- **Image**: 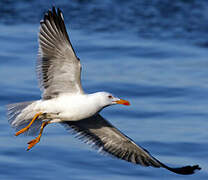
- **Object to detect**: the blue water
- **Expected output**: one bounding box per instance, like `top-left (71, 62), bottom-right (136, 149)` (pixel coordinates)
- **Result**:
top-left (0, 0), bottom-right (208, 179)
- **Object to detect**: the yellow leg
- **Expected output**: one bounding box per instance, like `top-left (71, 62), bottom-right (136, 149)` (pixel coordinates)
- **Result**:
top-left (27, 121), bottom-right (49, 151)
top-left (15, 112), bottom-right (43, 136)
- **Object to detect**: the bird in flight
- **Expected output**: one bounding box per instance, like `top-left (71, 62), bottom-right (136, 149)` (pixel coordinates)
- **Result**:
top-left (7, 7), bottom-right (200, 175)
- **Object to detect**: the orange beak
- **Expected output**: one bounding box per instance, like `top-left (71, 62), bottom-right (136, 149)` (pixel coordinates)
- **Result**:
top-left (115, 99), bottom-right (130, 106)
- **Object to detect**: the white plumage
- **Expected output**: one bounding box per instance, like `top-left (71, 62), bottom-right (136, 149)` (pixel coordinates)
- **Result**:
top-left (7, 7), bottom-right (200, 175)
top-left (10, 92), bottom-right (121, 127)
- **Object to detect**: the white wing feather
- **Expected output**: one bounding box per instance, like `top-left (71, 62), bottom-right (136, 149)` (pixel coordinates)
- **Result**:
top-left (37, 7), bottom-right (83, 99)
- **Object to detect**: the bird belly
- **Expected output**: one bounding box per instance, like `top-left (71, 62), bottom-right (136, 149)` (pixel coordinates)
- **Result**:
top-left (58, 106), bottom-right (97, 121)
top-left (36, 96), bottom-right (100, 122)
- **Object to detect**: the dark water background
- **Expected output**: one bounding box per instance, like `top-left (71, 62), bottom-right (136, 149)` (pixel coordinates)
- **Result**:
top-left (0, 0), bottom-right (208, 179)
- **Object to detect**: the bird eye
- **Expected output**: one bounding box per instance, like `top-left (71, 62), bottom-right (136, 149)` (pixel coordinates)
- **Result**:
top-left (108, 95), bottom-right (113, 99)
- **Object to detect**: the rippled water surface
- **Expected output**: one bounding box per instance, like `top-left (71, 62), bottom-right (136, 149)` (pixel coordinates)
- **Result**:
top-left (0, 1), bottom-right (208, 179)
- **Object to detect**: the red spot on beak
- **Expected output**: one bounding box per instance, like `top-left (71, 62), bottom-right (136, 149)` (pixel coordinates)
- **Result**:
top-left (115, 99), bottom-right (130, 106)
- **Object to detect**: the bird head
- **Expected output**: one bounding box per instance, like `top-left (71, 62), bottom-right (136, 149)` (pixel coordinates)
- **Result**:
top-left (96, 92), bottom-right (130, 108)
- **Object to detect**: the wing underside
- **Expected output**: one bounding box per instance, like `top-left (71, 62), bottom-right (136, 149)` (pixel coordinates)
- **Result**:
top-left (37, 7), bottom-right (83, 99)
top-left (62, 114), bottom-right (200, 175)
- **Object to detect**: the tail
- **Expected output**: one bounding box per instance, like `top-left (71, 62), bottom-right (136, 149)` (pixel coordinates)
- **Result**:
top-left (7, 101), bottom-right (42, 136)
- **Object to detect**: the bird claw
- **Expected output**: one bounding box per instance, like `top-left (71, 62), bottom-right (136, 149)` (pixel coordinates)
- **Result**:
top-left (27, 137), bottom-right (40, 151)
top-left (15, 127), bottom-right (29, 136)
top-left (26, 121), bottom-right (49, 151)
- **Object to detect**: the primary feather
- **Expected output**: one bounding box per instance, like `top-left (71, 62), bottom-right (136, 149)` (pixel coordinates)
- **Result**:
top-left (7, 7), bottom-right (201, 175)
top-left (62, 114), bottom-right (200, 175)
top-left (37, 7), bottom-right (83, 99)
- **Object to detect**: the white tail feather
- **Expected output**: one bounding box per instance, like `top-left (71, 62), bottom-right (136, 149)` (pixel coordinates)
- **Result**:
top-left (7, 101), bottom-right (42, 136)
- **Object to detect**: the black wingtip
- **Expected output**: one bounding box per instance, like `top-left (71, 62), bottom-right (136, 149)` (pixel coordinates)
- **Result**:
top-left (52, 6), bottom-right (56, 14)
top-left (43, 6), bottom-right (57, 20)
top-left (57, 7), bottom-right (62, 14)
top-left (165, 164), bottom-right (201, 175)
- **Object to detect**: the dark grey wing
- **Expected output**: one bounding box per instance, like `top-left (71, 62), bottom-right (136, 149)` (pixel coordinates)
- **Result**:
top-left (62, 114), bottom-right (200, 175)
top-left (37, 7), bottom-right (83, 99)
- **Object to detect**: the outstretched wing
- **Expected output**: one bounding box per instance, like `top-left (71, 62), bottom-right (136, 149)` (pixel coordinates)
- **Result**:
top-left (37, 7), bottom-right (83, 99)
top-left (62, 114), bottom-right (200, 175)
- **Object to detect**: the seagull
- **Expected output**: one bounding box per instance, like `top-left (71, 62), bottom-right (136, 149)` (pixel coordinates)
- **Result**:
top-left (7, 7), bottom-right (200, 175)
